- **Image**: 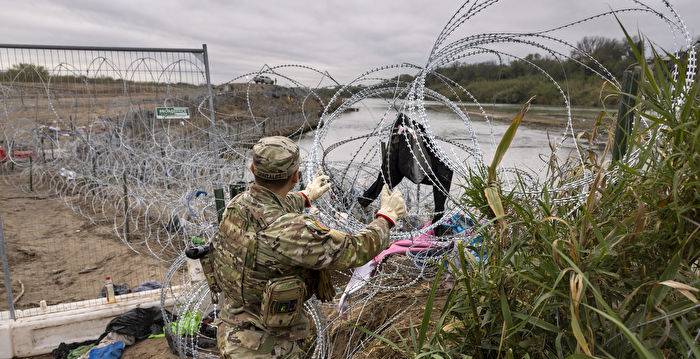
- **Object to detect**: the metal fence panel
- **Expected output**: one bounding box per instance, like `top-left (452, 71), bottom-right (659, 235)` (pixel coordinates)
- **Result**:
top-left (0, 44), bottom-right (212, 320)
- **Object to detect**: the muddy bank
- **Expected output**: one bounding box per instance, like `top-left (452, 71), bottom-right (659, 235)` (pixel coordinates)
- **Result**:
top-left (212, 83), bottom-right (340, 140)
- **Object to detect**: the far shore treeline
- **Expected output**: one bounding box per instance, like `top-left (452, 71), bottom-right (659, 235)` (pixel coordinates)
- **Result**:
top-left (0, 63), bottom-right (200, 88)
top-left (3, 35), bottom-right (697, 107)
top-left (423, 36), bottom-right (644, 107)
top-left (328, 35), bottom-right (698, 107)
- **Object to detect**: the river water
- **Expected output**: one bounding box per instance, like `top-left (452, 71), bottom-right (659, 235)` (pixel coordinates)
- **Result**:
top-left (296, 97), bottom-right (599, 226)
top-left (298, 98), bottom-right (595, 179)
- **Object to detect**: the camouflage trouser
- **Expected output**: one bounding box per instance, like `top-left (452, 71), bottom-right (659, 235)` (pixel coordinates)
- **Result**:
top-left (217, 321), bottom-right (302, 359)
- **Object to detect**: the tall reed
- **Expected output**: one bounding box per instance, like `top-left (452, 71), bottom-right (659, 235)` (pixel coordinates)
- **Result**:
top-left (363, 31), bottom-right (698, 359)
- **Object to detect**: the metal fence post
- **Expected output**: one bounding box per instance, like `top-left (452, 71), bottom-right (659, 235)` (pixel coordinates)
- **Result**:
top-left (202, 44), bottom-right (222, 187)
top-left (229, 182), bottom-right (246, 201)
top-left (202, 44), bottom-right (216, 131)
top-left (0, 212), bottom-right (16, 320)
top-left (214, 188), bottom-right (225, 224)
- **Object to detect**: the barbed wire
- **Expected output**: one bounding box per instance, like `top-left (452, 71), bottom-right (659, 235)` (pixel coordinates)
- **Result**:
top-left (0, 0), bottom-right (695, 357)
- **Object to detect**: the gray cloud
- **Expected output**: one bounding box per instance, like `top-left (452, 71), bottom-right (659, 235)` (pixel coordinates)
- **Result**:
top-left (1, 0), bottom-right (697, 84)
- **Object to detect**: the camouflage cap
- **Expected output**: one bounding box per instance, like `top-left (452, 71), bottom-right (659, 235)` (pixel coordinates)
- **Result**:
top-left (252, 136), bottom-right (301, 180)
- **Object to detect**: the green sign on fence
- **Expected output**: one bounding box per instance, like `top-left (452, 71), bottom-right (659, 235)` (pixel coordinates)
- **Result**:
top-left (156, 107), bottom-right (190, 119)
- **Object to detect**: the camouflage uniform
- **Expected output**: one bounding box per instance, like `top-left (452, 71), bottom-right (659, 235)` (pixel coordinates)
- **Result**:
top-left (212, 137), bottom-right (392, 358)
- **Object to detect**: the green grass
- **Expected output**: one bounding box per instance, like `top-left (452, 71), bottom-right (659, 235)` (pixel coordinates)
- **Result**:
top-left (362, 33), bottom-right (699, 359)
top-left (427, 73), bottom-right (618, 107)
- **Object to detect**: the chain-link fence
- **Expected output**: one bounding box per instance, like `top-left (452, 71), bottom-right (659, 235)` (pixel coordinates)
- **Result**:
top-left (0, 44), bottom-right (215, 320)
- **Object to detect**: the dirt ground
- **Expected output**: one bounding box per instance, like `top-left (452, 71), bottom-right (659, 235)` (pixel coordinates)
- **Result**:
top-left (2, 167), bottom-right (452, 359)
top-left (0, 169), bottom-right (176, 358)
top-left (122, 336), bottom-right (178, 359)
top-left (24, 336), bottom-right (177, 359)
top-left (325, 272), bottom-right (450, 359)
top-left (0, 170), bottom-right (171, 311)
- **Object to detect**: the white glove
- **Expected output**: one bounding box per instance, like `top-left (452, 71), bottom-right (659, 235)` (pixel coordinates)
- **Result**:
top-left (376, 185), bottom-right (407, 227)
top-left (301, 170), bottom-right (332, 203)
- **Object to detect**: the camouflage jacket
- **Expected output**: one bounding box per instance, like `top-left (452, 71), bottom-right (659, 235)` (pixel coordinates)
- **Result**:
top-left (212, 183), bottom-right (392, 339)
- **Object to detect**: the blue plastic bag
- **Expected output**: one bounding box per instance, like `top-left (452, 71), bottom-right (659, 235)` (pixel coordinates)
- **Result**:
top-left (88, 341), bottom-right (124, 359)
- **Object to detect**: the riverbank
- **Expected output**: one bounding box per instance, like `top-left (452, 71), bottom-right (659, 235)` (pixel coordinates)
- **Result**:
top-left (423, 101), bottom-right (603, 130)
top-left (212, 82), bottom-right (341, 140)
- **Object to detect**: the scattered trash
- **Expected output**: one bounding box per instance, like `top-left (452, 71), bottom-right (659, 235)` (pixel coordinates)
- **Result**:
top-left (60, 167), bottom-right (77, 180)
top-left (165, 309), bottom-right (218, 357)
top-left (67, 344), bottom-right (93, 359)
top-left (185, 189), bottom-right (208, 217)
top-left (338, 214), bottom-right (488, 315)
top-left (169, 311), bottom-right (202, 336)
top-left (101, 307), bottom-right (168, 340)
top-left (104, 277), bottom-right (116, 304)
top-left (99, 283), bottom-right (130, 298)
top-left (52, 339), bottom-right (98, 359)
top-left (133, 280), bottom-right (162, 293)
top-left (86, 340), bottom-right (124, 359)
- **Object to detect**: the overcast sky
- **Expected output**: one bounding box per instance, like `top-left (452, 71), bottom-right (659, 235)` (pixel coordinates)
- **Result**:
top-left (1, 0), bottom-right (697, 84)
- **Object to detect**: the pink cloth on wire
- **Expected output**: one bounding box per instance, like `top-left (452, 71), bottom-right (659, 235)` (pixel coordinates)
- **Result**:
top-left (339, 224), bottom-right (442, 315)
top-left (372, 224), bottom-right (437, 263)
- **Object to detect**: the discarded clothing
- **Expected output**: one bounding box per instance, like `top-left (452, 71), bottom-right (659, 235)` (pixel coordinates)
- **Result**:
top-left (102, 332), bottom-right (135, 347)
top-left (442, 214), bottom-right (482, 238)
top-left (338, 215), bottom-right (487, 315)
top-left (100, 307), bottom-right (167, 341)
top-left (338, 261), bottom-right (376, 316)
top-left (87, 341), bottom-right (124, 359)
top-left (338, 236), bottom-right (448, 315)
top-left (205, 309), bottom-right (220, 321)
top-left (133, 280), bottom-right (162, 293)
top-left (444, 214), bottom-right (489, 262)
top-left (358, 113), bottom-right (453, 232)
top-left (77, 333), bottom-right (132, 359)
top-left (373, 238), bottom-right (440, 264)
top-left (163, 309), bottom-right (220, 356)
top-left (169, 310), bottom-right (202, 336)
top-left (52, 339), bottom-right (98, 359)
top-left (67, 345), bottom-right (93, 359)
top-left (200, 309), bottom-right (219, 338)
top-left (67, 344), bottom-right (93, 359)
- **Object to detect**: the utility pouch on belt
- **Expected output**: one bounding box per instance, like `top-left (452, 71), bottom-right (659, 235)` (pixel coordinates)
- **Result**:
top-left (261, 276), bottom-right (305, 328)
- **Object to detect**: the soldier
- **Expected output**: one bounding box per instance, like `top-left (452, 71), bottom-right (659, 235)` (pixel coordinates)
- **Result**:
top-left (211, 136), bottom-right (407, 358)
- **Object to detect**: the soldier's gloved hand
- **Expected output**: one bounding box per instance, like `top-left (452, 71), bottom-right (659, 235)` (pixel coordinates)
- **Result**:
top-left (376, 184), bottom-right (407, 227)
top-left (301, 170), bottom-right (332, 203)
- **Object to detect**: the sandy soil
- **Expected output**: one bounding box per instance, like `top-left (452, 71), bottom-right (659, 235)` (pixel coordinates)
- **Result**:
top-left (0, 170), bottom-right (170, 311)
top-left (2, 165), bottom-right (449, 359)
top-left (121, 336), bottom-right (178, 359)
top-left (22, 336), bottom-right (177, 359)
top-left (1, 168), bottom-right (176, 358)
